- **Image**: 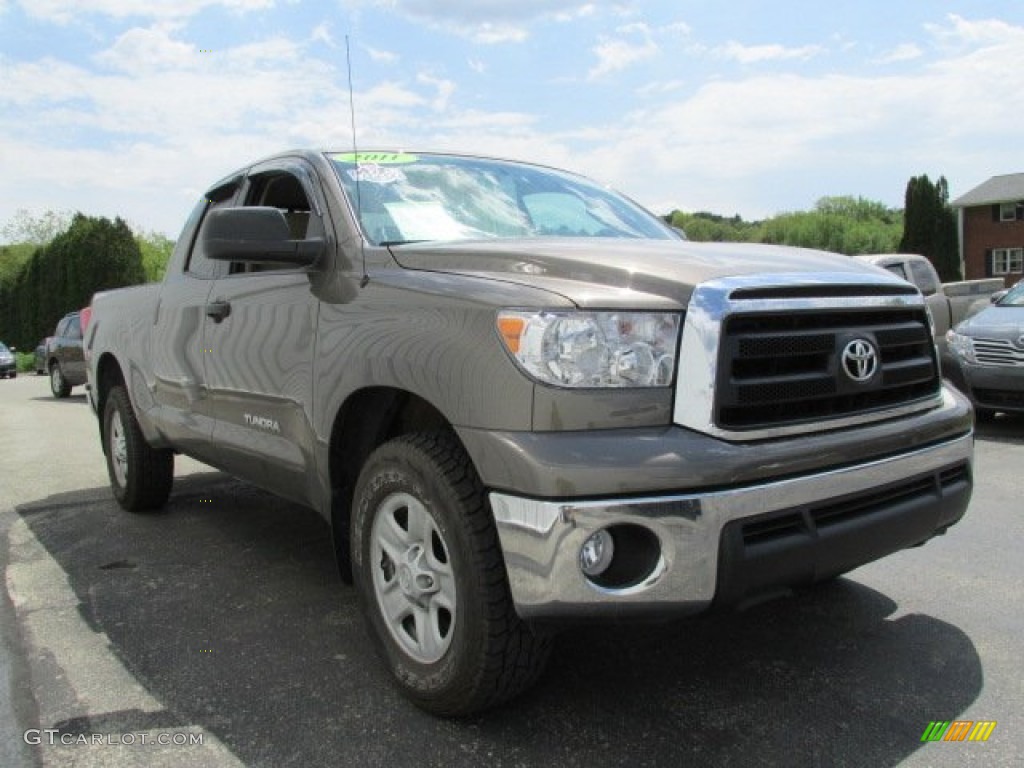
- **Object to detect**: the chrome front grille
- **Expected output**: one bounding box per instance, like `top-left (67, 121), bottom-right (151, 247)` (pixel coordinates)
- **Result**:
top-left (717, 309), bottom-right (939, 430)
top-left (672, 273), bottom-right (943, 441)
top-left (972, 338), bottom-right (1024, 368)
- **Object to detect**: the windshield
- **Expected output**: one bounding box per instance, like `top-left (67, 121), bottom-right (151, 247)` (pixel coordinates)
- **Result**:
top-left (328, 152), bottom-right (677, 246)
top-left (0, 343), bottom-right (10, 356)
top-left (997, 282), bottom-right (1024, 306)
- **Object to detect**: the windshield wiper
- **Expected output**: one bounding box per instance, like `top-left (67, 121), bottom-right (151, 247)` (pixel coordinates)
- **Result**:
top-left (380, 239), bottom-right (431, 247)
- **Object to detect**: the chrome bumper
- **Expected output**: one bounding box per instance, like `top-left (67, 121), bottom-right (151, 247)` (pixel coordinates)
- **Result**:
top-left (490, 432), bottom-right (973, 620)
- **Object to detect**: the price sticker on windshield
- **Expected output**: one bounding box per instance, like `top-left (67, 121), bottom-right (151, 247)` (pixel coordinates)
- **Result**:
top-left (334, 152), bottom-right (418, 164)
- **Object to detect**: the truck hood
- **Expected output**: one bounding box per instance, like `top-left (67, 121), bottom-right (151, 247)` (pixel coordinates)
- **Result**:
top-left (389, 238), bottom-right (897, 308)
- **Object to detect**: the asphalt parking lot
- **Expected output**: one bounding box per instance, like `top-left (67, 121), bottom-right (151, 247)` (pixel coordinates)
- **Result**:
top-left (2, 373), bottom-right (1022, 767)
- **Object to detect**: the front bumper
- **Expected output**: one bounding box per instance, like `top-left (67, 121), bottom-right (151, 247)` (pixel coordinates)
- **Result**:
top-left (490, 431), bottom-right (972, 621)
top-left (951, 360), bottom-right (1024, 414)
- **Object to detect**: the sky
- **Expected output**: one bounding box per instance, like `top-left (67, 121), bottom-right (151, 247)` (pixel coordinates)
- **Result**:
top-left (1, 0), bottom-right (1023, 240)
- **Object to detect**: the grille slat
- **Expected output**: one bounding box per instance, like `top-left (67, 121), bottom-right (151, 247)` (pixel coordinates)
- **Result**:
top-left (717, 308), bottom-right (940, 430)
top-left (881, 359), bottom-right (936, 387)
top-left (972, 338), bottom-right (1024, 368)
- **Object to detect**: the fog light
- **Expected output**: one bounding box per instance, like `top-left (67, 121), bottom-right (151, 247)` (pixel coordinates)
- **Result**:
top-left (579, 529), bottom-right (615, 577)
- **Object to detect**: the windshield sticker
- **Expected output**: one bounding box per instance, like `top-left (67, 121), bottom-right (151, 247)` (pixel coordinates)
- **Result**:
top-left (334, 152), bottom-right (418, 164)
top-left (385, 202), bottom-right (470, 241)
top-left (347, 164), bottom-right (406, 184)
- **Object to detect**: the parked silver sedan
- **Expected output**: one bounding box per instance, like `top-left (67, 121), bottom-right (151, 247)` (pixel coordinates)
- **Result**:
top-left (946, 281), bottom-right (1024, 420)
top-left (0, 342), bottom-right (15, 378)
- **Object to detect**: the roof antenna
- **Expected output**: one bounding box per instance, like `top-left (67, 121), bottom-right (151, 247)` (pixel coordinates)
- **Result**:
top-left (346, 35), bottom-right (368, 286)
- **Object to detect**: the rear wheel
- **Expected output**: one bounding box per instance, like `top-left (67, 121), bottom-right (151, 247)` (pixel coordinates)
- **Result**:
top-left (351, 433), bottom-right (551, 716)
top-left (103, 386), bottom-right (174, 512)
top-left (50, 363), bottom-right (71, 397)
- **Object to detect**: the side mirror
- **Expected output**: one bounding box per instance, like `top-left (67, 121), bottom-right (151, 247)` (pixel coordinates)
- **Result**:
top-left (990, 290), bottom-right (1008, 304)
top-left (201, 207), bottom-right (323, 266)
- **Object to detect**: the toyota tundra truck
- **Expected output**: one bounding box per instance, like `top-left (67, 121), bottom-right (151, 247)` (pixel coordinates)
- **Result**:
top-left (85, 150), bottom-right (973, 715)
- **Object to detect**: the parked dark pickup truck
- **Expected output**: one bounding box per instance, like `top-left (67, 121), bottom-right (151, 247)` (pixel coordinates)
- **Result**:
top-left (86, 150), bottom-right (973, 715)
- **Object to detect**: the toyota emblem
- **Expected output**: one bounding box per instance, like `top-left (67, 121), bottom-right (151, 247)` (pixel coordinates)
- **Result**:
top-left (841, 339), bottom-right (878, 383)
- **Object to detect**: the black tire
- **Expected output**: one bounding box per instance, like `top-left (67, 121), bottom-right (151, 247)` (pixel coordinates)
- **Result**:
top-left (350, 433), bottom-right (551, 716)
top-left (50, 362), bottom-right (71, 398)
top-left (103, 386), bottom-right (174, 512)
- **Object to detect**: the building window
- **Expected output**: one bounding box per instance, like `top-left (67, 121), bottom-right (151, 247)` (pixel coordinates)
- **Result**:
top-left (999, 203), bottom-right (1018, 221)
top-left (992, 247), bottom-right (1024, 274)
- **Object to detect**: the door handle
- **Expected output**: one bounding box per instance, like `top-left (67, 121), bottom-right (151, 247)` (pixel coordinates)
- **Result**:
top-left (206, 299), bottom-right (231, 323)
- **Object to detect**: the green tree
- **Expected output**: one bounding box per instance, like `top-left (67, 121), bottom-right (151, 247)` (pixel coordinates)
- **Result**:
top-left (755, 196), bottom-right (901, 255)
top-left (666, 196), bottom-right (901, 255)
top-left (668, 210), bottom-right (758, 242)
top-left (899, 175), bottom-right (961, 281)
top-left (0, 213), bottom-right (146, 350)
top-left (136, 231), bottom-right (175, 282)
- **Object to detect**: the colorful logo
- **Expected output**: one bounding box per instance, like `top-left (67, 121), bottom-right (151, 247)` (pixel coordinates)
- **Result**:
top-left (921, 720), bottom-right (997, 742)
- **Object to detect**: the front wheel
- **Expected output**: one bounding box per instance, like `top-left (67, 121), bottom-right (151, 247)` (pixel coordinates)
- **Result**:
top-left (50, 363), bottom-right (71, 397)
top-left (351, 433), bottom-right (551, 716)
top-left (103, 386), bottom-right (174, 512)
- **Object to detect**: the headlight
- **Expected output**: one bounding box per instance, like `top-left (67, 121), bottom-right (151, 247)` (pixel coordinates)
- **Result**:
top-left (945, 329), bottom-right (976, 363)
top-left (496, 310), bottom-right (681, 387)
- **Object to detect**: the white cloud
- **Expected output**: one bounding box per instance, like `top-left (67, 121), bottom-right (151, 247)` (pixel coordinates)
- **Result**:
top-left (0, 57), bottom-right (92, 107)
top-left (872, 43), bottom-right (922, 64)
top-left (310, 22), bottom-right (334, 47)
top-left (553, 4), bottom-right (594, 22)
top-left (366, 46), bottom-right (398, 64)
top-left (416, 73), bottom-right (456, 112)
top-left (469, 23), bottom-right (528, 44)
top-left (432, 109), bottom-right (538, 135)
top-left (4, 9), bottom-right (1024, 236)
top-left (635, 79), bottom-right (686, 97)
top-left (17, 0), bottom-right (273, 23)
top-left (393, 0), bottom-right (589, 24)
top-left (95, 25), bottom-right (197, 72)
top-left (360, 81), bottom-right (426, 110)
top-left (663, 21), bottom-right (692, 37)
top-left (0, 25), bottom-right (353, 231)
top-left (713, 41), bottom-right (825, 64)
top-left (361, 0), bottom-right (593, 44)
top-left (576, 15), bottom-right (1024, 215)
top-left (926, 13), bottom-right (1024, 48)
top-left (588, 23), bottom-right (659, 79)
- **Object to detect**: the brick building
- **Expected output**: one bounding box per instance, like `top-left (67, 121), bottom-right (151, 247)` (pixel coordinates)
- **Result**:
top-left (951, 173), bottom-right (1024, 287)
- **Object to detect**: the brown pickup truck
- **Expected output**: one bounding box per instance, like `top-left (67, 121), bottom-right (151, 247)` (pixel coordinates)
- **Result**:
top-left (86, 150), bottom-right (974, 715)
